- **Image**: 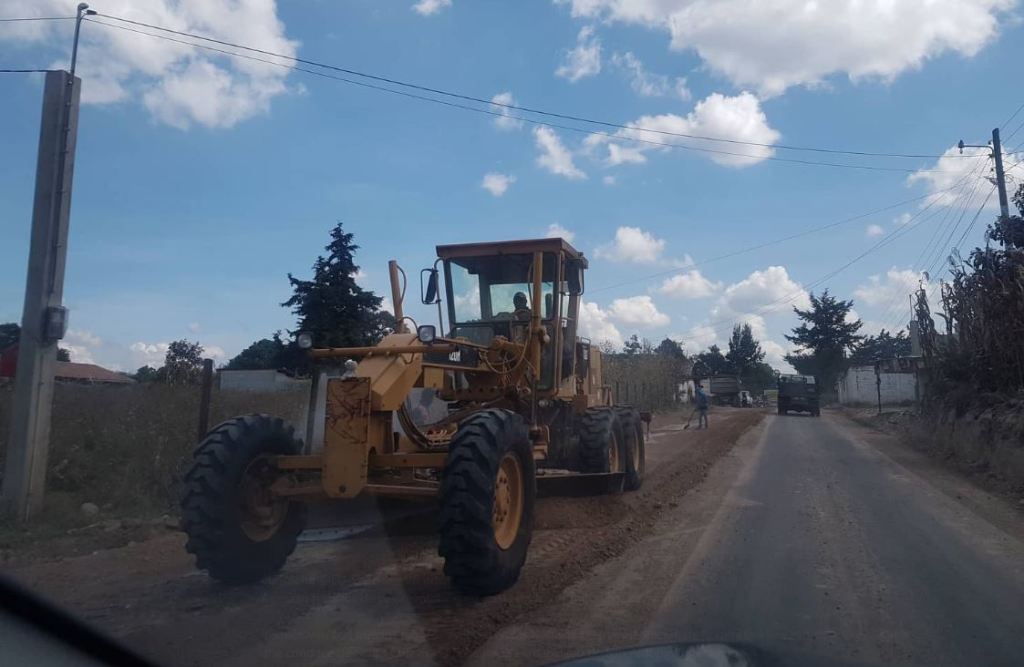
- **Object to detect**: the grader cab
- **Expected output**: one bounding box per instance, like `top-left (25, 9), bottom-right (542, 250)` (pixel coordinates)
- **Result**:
top-left (181, 237), bottom-right (645, 595)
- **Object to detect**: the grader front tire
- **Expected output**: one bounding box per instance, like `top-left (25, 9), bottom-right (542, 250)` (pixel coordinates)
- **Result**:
top-left (181, 414), bottom-right (306, 585)
top-left (438, 409), bottom-right (536, 596)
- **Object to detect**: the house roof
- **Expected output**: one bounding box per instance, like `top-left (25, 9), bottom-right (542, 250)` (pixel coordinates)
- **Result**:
top-left (55, 361), bottom-right (135, 384)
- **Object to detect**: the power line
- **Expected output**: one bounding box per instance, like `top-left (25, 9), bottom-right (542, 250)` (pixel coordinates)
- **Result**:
top-left (0, 69), bottom-right (51, 73)
top-left (875, 175), bottom-right (985, 332)
top-left (0, 16), bottom-right (74, 22)
top-left (81, 17), bottom-right (964, 176)
top-left (671, 187), bottom-right (958, 346)
top-left (589, 180), bottom-right (974, 295)
top-left (1003, 100), bottom-right (1024, 132)
top-left (89, 11), bottom-right (967, 163)
top-left (875, 179), bottom-right (977, 330)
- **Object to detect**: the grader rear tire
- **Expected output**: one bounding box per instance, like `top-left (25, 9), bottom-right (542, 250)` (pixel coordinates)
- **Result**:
top-left (438, 409), bottom-right (535, 596)
top-left (180, 414), bottom-right (306, 584)
top-left (579, 407), bottom-right (624, 475)
top-left (614, 407), bottom-right (645, 491)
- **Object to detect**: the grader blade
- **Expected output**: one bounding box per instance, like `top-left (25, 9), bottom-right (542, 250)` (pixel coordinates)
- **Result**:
top-left (536, 471), bottom-right (626, 497)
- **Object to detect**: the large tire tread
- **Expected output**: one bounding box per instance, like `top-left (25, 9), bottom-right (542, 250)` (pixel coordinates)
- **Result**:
top-left (181, 414), bottom-right (306, 585)
top-left (438, 409), bottom-right (535, 596)
top-left (613, 406), bottom-right (645, 491)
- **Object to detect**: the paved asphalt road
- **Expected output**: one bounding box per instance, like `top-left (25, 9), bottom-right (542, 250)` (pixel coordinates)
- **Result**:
top-left (641, 413), bottom-right (1024, 667)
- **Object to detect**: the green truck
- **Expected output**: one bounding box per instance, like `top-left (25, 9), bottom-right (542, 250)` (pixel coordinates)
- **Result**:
top-left (777, 374), bottom-right (820, 416)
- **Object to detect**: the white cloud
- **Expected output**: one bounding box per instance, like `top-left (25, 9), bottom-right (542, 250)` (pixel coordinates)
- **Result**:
top-left (1, 1), bottom-right (299, 130)
top-left (490, 91), bottom-right (523, 131)
top-left (188, 322), bottom-right (201, 333)
top-left (578, 301), bottom-right (623, 349)
top-left (908, 145), bottom-right (1019, 209)
top-left (545, 223), bottom-right (576, 243)
top-left (854, 268), bottom-right (927, 308)
top-left (130, 341), bottom-right (171, 368)
top-left (555, 25), bottom-right (602, 82)
top-left (685, 324), bottom-right (719, 349)
top-left (481, 172), bottom-right (516, 197)
top-left (611, 51), bottom-right (690, 100)
top-left (412, 0), bottom-right (452, 16)
top-left (557, 0), bottom-right (1014, 97)
top-left (602, 175), bottom-right (617, 186)
top-left (605, 143), bottom-right (648, 166)
top-left (761, 339), bottom-right (793, 371)
top-left (866, 224), bottom-right (885, 238)
top-left (719, 265), bottom-right (810, 318)
top-left (894, 212), bottom-right (913, 226)
top-left (585, 92), bottom-right (780, 168)
top-left (608, 296), bottom-right (670, 328)
top-left (66, 329), bottom-right (102, 347)
top-left (62, 330), bottom-right (102, 365)
top-left (204, 345), bottom-right (227, 360)
top-left (534, 126), bottom-right (586, 180)
top-left (595, 226), bottom-right (666, 263)
top-left (657, 270), bottom-right (721, 299)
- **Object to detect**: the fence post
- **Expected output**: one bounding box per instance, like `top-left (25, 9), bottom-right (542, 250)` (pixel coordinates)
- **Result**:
top-left (197, 358), bottom-right (214, 441)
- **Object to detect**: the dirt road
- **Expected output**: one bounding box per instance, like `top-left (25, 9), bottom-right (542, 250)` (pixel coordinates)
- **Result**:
top-left (3, 408), bottom-right (763, 666)
top-left (471, 412), bottom-right (1024, 667)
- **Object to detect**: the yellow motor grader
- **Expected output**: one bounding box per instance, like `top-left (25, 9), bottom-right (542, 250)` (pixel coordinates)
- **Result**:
top-left (180, 237), bottom-right (645, 595)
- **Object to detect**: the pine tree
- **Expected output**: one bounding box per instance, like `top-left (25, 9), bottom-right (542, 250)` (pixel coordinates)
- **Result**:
top-left (282, 222), bottom-right (395, 349)
top-left (726, 323), bottom-right (764, 378)
top-left (785, 290), bottom-right (863, 393)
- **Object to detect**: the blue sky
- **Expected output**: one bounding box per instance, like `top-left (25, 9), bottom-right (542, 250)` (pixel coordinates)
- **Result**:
top-left (1, 0), bottom-right (1023, 371)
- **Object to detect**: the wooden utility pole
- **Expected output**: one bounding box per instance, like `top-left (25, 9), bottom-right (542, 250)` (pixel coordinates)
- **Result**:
top-left (196, 359), bottom-right (215, 441)
top-left (1, 70), bottom-right (82, 520)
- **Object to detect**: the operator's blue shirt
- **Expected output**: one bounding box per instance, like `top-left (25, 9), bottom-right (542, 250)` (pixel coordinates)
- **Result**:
top-left (695, 388), bottom-right (709, 410)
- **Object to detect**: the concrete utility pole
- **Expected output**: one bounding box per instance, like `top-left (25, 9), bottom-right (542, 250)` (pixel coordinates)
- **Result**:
top-left (959, 127), bottom-right (1010, 220)
top-left (2, 4), bottom-right (93, 520)
top-left (1, 70), bottom-right (82, 520)
top-left (991, 128), bottom-right (1010, 220)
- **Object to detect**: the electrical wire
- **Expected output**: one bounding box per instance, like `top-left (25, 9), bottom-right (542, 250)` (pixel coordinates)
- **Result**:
top-left (670, 187), bottom-right (958, 347)
top-left (86, 20), bottom-right (964, 178)
top-left (0, 16), bottom-right (74, 22)
top-left (86, 18), bottom-right (964, 176)
top-left (89, 11), bottom-right (968, 164)
top-left (0, 68), bottom-right (51, 73)
top-left (589, 180), bottom-right (975, 295)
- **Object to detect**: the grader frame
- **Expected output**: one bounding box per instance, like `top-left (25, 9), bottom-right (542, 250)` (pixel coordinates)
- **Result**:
top-left (181, 237), bottom-right (645, 595)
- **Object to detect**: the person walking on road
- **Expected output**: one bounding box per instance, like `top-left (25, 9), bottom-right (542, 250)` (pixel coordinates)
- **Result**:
top-left (695, 383), bottom-right (710, 430)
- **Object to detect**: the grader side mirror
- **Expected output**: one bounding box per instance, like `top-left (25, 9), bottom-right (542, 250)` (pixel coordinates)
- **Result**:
top-left (421, 268), bottom-right (439, 305)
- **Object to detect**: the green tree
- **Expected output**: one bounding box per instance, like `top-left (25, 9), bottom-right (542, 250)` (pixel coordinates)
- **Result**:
top-left (622, 334), bottom-right (642, 355)
top-left (133, 365), bottom-right (160, 382)
top-left (1, 323), bottom-right (70, 361)
top-left (849, 328), bottom-right (912, 365)
top-left (726, 323), bottom-right (765, 378)
top-left (784, 290), bottom-right (863, 394)
top-left (283, 222), bottom-right (395, 351)
top-left (226, 332), bottom-right (289, 370)
top-left (744, 361), bottom-right (779, 394)
top-left (693, 344), bottom-right (733, 379)
top-left (0, 322), bottom-right (20, 350)
top-left (162, 339), bottom-right (205, 385)
top-left (655, 337), bottom-right (686, 360)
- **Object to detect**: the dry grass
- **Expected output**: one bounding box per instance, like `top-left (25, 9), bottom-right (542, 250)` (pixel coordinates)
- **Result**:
top-left (0, 382), bottom-right (308, 527)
